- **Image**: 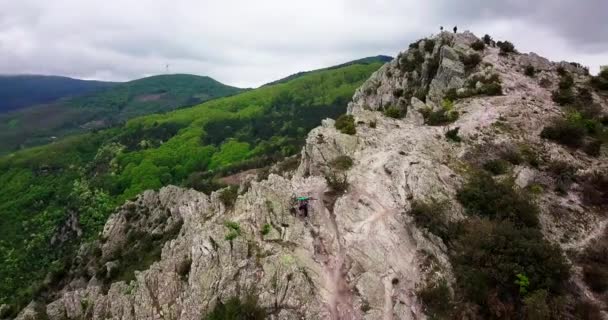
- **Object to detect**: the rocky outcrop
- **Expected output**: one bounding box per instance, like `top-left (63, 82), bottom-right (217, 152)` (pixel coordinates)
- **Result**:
top-left (18, 32), bottom-right (608, 319)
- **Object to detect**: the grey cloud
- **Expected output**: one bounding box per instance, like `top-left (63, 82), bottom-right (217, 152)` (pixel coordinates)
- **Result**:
top-left (0, 0), bottom-right (606, 87)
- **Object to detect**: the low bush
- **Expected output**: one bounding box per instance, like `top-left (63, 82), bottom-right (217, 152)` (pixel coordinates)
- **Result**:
top-left (482, 34), bottom-right (493, 45)
top-left (421, 99), bottom-right (459, 126)
top-left (547, 161), bottom-right (577, 195)
top-left (444, 88), bottom-right (459, 102)
top-left (424, 39), bottom-right (436, 53)
top-left (580, 171), bottom-right (608, 208)
top-left (497, 41), bottom-right (516, 55)
top-left (369, 120), bottom-right (377, 128)
top-left (410, 200), bottom-right (450, 239)
top-left (325, 173), bottom-right (348, 194)
top-left (219, 186), bottom-right (239, 208)
top-left (452, 219), bottom-right (570, 312)
top-left (418, 279), bottom-right (453, 319)
top-left (335, 114), bottom-right (356, 135)
top-left (478, 82), bottom-right (503, 96)
top-left (260, 223), bottom-right (272, 236)
top-left (445, 127), bottom-right (462, 142)
top-left (461, 53), bottom-right (482, 72)
top-left (457, 171), bottom-right (539, 228)
top-left (384, 105), bottom-right (406, 119)
top-left (330, 155), bottom-right (354, 171)
top-left (590, 68), bottom-right (608, 91)
top-left (224, 220), bottom-right (241, 241)
top-left (524, 65), bottom-right (536, 77)
top-left (483, 159), bottom-right (510, 175)
top-left (205, 295), bottom-right (266, 320)
top-left (471, 40), bottom-right (486, 51)
top-left (540, 118), bottom-right (586, 148)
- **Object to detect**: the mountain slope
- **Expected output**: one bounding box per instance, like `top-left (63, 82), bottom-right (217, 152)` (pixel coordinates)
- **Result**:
top-left (263, 55), bottom-right (392, 86)
top-left (0, 75), bottom-right (116, 113)
top-left (0, 59), bottom-right (386, 313)
top-left (11, 32), bottom-right (608, 320)
top-left (0, 74), bottom-right (244, 154)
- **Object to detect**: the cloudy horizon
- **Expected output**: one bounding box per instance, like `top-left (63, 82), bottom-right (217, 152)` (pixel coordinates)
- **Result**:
top-left (1, 0), bottom-right (606, 88)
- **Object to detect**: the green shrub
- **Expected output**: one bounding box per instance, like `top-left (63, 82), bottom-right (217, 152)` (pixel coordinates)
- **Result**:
top-left (224, 220), bottom-right (241, 241)
top-left (478, 82), bottom-right (503, 96)
top-left (540, 118), bottom-right (586, 148)
top-left (580, 171), bottom-right (608, 208)
top-left (461, 53), bottom-right (482, 72)
top-left (410, 200), bottom-right (450, 239)
top-left (444, 88), bottom-right (459, 102)
top-left (369, 121), bottom-right (377, 128)
top-left (483, 159), bottom-right (510, 175)
top-left (558, 74), bottom-right (574, 90)
top-left (482, 34), bottom-right (493, 45)
top-left (552, 88), bottom-right (575, 105)
top-left (445, 127), bottom-right (462, 142)
top-left (524, 65), bottom-right (536, 77)
top-left (219, 186), bottom-right (239, 208)
top-left (421, 99), bottom-right (459, 126)
top-left (260, 223), bottom-right (272, 236)
top-left (325, 173), bottom-right (348, 193)
top-left (497, 41), bottom-right (516, 55)
top-left (205, 295), bottom-right (266, 320)
top-left (392, 88), bottom-right (404, 97)
top-left (424, 39), bottom-right (436, 53)
top-left (384, 105), bottom-right (406, 119)
top-left (590, 68), bottom-right (608, 91)
top-left (453, 219), bottom-right (570, 309)
top-left (335, 114), bottom-right (356, 135)
top-left (330, 155), bottom-right (354, 171)
top-left (418, 279), bottom-right (453, 319)
top-left (524, 290), bottom-right (550, 320)
top-left (471, 40), bottom-right (486, 51)
top-left (457, 171), bottom-right (539, 228)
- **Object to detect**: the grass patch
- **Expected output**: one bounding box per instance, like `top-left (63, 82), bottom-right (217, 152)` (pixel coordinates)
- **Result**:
top-left (335, 114), bottom-right (356, 135)
top-left (330, 155), bottom-right (354, 171)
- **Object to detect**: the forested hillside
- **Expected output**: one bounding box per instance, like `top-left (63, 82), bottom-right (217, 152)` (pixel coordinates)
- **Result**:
top-left (0, 74), bottom-right (244, 154)
top-left (0, 59), bottom-right (385, 310)
top-left (0, 75), bottom-right (116, 113)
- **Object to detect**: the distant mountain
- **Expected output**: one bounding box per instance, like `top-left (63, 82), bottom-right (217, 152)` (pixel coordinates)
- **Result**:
top-left (263, 55), bottom-right (392, 86)
top-left (0, 74), bottom-right (244, 154)
top-left (0, 75), bottom-right (117, 113)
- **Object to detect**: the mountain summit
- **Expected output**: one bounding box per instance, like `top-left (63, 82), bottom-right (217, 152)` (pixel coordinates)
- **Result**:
top-left (12, 32), bottom-right (608, 319)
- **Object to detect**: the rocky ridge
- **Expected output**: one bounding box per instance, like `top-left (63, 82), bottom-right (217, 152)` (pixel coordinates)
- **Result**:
top-left (14, 32), bottom-right (608, 319)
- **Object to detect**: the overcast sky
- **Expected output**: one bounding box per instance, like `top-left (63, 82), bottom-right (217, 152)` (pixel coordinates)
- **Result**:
top-left (1, 0), bottom-right (606, 88)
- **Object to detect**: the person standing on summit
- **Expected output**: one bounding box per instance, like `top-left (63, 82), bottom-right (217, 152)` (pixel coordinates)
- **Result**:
top-left (453, 26), bottom-right (458, 33)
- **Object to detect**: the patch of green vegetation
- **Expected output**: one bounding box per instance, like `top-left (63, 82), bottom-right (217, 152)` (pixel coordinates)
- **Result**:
top-left (590, 68), bottom-right (608, 91)
top-left (0, 75), bottom-right (245, 155)
top-left (524, 65), bottom-right (536, 77)
top-left (471, 40), bottom-right (486, 51)
top-left (325, 173), bottom-right (349, 194)
top-left (260, 224), bottom-right (272, 236)
top-left (497, 41), bottom-right (516, 55)
top-left (461, 53), bottom-right (482, 72)
top-left (224, 221), bottom-right (241, 241)
top-left (0, 60), bottom-right (384, 308)
top-left (410, 200), bottom-right (450, 240)
top-left (335, 114), bottom-right (356, 135)
top-left (445, 127), bottom-right (462, 142)
top-left (204, 295), bottom-right (266, 320)
top-left (330, 155), bottom-right (354, 171)
top-left (482, 159), bottom-right (510, 175)
top-left (418, 279), bottom-right (453, 319)
top-left (383, 105), bottom-right (407, 119)
top-left (457, 171), bottom-right (539, 228)
top-left (220, 186), bottom-right (239, 208)
top-left (421, 99), bottom-right (459, 126)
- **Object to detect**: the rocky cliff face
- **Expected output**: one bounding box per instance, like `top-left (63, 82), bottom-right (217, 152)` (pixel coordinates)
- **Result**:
top-left (15, 32), bottom-right (608, 319)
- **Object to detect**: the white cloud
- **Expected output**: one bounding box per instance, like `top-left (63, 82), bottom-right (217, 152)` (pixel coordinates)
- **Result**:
top-left (0, 0), bottom-right (606, 87)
